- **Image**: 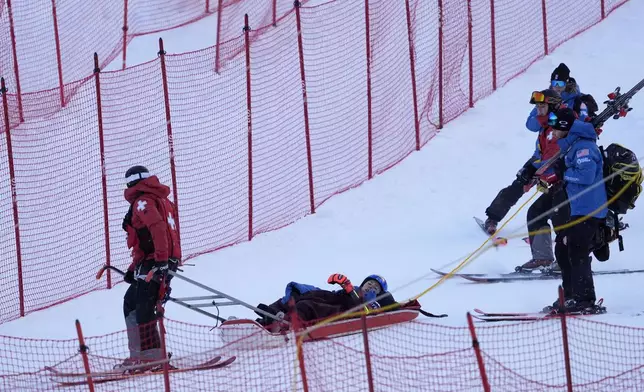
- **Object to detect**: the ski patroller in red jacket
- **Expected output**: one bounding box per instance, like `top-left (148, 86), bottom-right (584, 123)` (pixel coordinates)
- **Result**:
top-left (123, 176), bottom-right (181, 272)
top-left (526, 110), bottom-right (561, 171)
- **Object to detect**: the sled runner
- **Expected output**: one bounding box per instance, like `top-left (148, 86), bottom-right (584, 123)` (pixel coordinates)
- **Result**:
top-left (219, 306), bottom-right (423, 347)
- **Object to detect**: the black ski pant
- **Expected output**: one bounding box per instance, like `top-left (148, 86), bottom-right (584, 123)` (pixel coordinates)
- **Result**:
top-left (123, 261), bottom-right (164, 354)
top-left (485, 158), bottom-right (537, 222)
top-left (552, 199), bottom-right (601, 303)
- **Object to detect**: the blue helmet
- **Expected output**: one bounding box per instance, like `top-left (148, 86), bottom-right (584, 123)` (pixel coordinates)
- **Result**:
top-left (361, 274), bottom-right (388, 293)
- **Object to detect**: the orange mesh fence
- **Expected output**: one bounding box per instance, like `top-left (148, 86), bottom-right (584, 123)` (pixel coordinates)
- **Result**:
top-left (0, 0), bottom-right (630, 323)
top-left (469, 0), bottom-right (494, 104)
top-left (248, 14), bottom-right (312, 234)
top-left (362, 321), bottom-right (480, 391)
top-left (369, 0), bottom-right (418, 175)
top-left (566, 317), bottom-right (644, 390)
top-left (408, 0), bottom-right (441, 144)
top-left (2, 315), bottom-right (644, 391)
top-left (474, 318), bottom-right (569, 390)
top-left (493, 1), bottom-right (544, 88)
top-left (300, 1), bottom-right (370, 205)
top-left (164, 40), bottom-right (250, 255)
top-left (10, 77), bottom-right (107, 315)
top-left (0, 0), bottom-right (306, 121)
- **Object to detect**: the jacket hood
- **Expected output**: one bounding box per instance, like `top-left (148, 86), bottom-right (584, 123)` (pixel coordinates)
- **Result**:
top-left (557, 120), bottom-right (597, 151)
top-left (124, 176), bottom-right (171, 203)
top-left (569, 119), bottom-right (597, 140)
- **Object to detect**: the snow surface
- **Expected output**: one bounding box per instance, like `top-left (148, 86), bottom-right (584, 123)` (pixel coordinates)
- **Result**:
top-left (1, 0), bottom-right (643, 348)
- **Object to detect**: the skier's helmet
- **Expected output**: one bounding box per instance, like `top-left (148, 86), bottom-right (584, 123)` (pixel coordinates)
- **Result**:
top-left (549, 107), bottom-right (576, 132)
top-left (125, 165), bottom-right (150, 188)
top-left (360, 274), bottom-right (388, 293)
top-left (530, 89), bottom-right (561, 112)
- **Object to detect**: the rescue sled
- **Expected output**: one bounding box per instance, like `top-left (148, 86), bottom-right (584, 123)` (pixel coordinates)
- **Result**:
top-left (96, 265), bottom-right (439, 350)
top-left (219, 303), bottom-right (422, 349)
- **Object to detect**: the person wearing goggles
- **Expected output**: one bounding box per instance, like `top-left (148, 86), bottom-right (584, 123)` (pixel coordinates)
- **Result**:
top-left (483, 88), bottom-right (561, 230)
top-left (549, 62), bottom-right (599, 122)
top-left (482, 88), bottom-right (564, 272)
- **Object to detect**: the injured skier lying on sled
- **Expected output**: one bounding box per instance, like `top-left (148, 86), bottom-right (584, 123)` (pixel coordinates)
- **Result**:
top-left (254, 274), bottom-right (399, 326)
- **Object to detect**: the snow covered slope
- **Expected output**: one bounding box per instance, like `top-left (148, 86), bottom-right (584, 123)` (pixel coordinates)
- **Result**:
top-left (1, 0), bottom-right (643, 342)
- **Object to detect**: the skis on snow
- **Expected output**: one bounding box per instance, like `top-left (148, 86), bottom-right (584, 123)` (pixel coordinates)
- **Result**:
top-left (45, 355), bottom-right (236, 386)
top-left (471, 299), bottom-right (607, 322)
top-left (432, 268), bottom-right (644, 283)
top-left (471, 308), bottom-right (554, 322)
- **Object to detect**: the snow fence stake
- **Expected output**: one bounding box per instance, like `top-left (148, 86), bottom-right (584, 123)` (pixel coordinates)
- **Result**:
top-left (361, 315), bottom-right (375, 392)
top-left (558, 286), bottom-right (573, 392)
top-left (75, 320), bottom-right (95, 392)
top-left (466, 313), bottom-right (490, 392)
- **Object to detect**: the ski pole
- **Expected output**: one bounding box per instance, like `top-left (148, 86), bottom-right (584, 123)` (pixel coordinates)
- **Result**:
top-left (165, 297), bottom-right (227, 323)
top-left (166, 270), bottom-right (289, 325)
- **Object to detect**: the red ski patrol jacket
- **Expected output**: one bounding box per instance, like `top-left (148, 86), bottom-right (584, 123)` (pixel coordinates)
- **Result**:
top-left (123, 176), bottom-right (181, 272)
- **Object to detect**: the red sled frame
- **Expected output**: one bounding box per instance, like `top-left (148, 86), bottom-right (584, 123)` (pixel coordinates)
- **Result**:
top-left (219, 306), bottom-right (421, 348)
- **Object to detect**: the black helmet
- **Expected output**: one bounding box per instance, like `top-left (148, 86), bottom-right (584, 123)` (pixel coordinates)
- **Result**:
top-left (550, 108), bottom-right (576, 132)
top-left (125, 165), bottom-right (150, 188)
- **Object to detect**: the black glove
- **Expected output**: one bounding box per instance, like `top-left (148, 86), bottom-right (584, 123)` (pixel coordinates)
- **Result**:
top-left (155, 260), bottom-right (169, 273)
top-left (124, 269), bottom-right (135, 284)
top-left (552, 157), bottom-right (566, 179)
top-left (517, 158), bottom-right (538, 185)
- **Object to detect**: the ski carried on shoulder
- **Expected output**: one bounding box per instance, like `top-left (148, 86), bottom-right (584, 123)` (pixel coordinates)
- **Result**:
top-left (46, 355), bottom-right (236, 386)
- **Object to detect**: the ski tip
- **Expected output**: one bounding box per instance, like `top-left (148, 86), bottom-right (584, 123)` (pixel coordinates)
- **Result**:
top-left (473, 308), bottom-right (485, 315)
top-left (216, 356), bottom-right (236, 367)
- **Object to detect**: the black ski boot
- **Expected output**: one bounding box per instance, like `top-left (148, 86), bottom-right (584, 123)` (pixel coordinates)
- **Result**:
top-left (543, 298), bottom-right (606, 315)
top-left (515, 259), bottom-right (557, 274)
top-left (483, 218), bottom-right (498, 235)
top-left (255, 303), bottom-right (278, 318)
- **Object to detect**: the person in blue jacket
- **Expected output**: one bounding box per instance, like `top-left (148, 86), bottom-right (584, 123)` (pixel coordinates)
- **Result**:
top-left (483, 64), bottom-right (597, 236)
top-left (543, 107), bottom-right (607, 315)
top-left (515, 65), bottom-right (601, 273)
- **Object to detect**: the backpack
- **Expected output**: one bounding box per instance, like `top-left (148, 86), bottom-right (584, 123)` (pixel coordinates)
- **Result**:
top-left (592, 144), bottom-right (642, 257)
top-left (601, 143), bottom-right (642, 215)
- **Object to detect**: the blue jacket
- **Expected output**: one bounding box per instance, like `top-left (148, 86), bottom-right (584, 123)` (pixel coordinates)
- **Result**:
top-left (526, 107), bottom-right (545, 133)
top-left (556, 120), bottom-right (607, 219)
top-left (280, 282), bottom-right (321, 304)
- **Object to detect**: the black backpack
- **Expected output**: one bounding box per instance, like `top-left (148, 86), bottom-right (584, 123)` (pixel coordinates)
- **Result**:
top-left (592, 144), bottom-right (642, 258)
top-left (601, 143), bottom-right (642, 215)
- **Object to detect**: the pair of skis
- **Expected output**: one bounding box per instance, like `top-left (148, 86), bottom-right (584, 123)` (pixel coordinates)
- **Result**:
top-left (432, 267), bottom-right (644, 283)
top-left (470, 305), bottom-right (605, 322)
top-left (46, 355), bottom-right (236, 386)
